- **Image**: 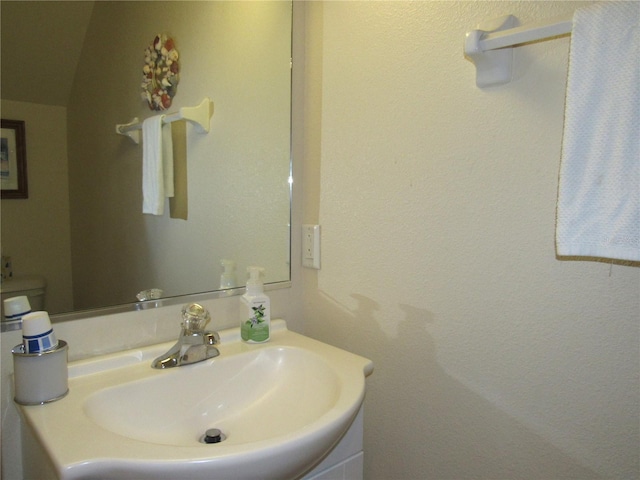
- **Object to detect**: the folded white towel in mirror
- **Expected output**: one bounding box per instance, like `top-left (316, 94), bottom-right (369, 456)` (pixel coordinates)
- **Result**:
top-left (142, 115), bottom-right (174, 215)
top-left (556, 2), bottom-right (639, 261)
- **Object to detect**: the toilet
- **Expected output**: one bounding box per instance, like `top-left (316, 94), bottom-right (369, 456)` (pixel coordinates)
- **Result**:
top-left (1, 275), bottom-right (47, 320)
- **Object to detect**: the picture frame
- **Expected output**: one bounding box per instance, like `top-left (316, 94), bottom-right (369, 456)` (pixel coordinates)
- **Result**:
top-left (1, 119), bottom-right (28, 199)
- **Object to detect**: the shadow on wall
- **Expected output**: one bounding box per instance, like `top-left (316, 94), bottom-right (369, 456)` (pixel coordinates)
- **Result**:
top-left (311, 290), bottom-right (601, 480)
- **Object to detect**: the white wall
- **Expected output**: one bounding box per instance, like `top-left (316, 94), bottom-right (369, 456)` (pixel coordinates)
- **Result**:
top-left (301, 1), bottom-right (639, 479)
top-left (0, 100), bottom-right (74, 314)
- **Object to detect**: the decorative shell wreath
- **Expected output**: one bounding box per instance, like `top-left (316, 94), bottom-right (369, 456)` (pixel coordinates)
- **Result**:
top-left (141, 34), bottom-right (179, 111)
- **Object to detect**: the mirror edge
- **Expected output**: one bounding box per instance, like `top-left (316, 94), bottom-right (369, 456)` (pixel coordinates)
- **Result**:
top-left (45, 0), bottom-right (296, 322)
top-left (50, 280), bottom-right (292, 323)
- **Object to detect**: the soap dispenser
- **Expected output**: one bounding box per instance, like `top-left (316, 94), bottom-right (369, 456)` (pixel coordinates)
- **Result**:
top-left (219, 259), bottom-right (237, 289)
top-left (240, 266), bottom-right (270, 343)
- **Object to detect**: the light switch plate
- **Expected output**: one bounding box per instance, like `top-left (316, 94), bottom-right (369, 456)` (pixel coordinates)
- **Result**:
top-left (302, 224), bottom-right (321, 269)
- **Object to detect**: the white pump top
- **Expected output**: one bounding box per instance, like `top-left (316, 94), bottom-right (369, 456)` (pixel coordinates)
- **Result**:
top-left (245, 266), bottom-right (265, 296)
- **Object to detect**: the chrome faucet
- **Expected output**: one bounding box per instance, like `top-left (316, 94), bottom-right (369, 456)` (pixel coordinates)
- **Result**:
top-left (151, 303), bottom-right (220, 369)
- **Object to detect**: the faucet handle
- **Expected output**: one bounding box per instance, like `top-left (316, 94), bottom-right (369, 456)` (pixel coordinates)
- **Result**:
top-left (181, 303), bottom-right (211, 333)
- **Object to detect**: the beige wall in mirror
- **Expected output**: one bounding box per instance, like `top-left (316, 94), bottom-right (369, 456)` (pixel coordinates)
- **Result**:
top-left (1, 1), bottom-right (292, 315)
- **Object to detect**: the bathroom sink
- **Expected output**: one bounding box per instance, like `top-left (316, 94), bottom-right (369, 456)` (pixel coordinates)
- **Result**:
top-left (19, 320), bottom-right (373, 480)
top-left (84, 345), bottom-right (342, 446)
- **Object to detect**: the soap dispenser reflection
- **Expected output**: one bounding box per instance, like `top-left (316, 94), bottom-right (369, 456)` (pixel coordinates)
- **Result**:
top-left (219, 259), bottom-right (237, 289)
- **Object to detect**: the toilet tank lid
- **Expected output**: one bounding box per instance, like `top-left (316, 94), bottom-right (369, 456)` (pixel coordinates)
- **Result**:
top-left (1, 275), bottom-right (46, 294)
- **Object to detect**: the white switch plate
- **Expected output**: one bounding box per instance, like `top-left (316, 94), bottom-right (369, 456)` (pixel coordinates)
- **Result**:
top-left (302, 224), bottom-right (321, 269)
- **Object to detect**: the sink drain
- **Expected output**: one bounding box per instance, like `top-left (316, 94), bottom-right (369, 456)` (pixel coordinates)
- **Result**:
top-left (201, 428), bottom-right (226, 444)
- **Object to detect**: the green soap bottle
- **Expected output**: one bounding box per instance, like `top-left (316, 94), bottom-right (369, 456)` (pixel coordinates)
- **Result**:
top-left (240, 267), bottom-right (270, 343)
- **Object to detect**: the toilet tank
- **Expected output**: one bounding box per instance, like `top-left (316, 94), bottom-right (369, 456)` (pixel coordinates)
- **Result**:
top-left (1, 275), bottom-right (46, 319)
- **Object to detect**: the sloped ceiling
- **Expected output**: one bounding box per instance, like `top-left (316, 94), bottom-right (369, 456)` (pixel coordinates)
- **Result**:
top-left (1, 1), bottom-right (94, 107)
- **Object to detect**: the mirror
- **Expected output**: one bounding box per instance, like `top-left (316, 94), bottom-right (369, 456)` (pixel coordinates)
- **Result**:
top-left (0, 1), bottom-right (292, 317)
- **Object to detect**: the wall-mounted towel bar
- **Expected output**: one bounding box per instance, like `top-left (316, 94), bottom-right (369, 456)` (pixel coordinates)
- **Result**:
top-left (116, 97), bottom-right (214, 144)
top-left (465, 13), bottom-right (573, 87)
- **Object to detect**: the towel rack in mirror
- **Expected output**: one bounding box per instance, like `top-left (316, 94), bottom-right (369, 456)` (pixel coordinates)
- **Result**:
top-left (115, 97), bottom-right (214, 144)
top-left (465, 13), bottom-right (573, 87)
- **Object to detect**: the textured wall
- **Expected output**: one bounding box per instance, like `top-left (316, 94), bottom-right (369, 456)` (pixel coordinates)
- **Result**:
top-left (302, 2), bottom-right (639, 479)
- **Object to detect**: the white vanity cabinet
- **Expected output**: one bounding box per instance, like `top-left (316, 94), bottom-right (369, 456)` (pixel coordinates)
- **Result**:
top-left (302, 407), bottom-right (364, 480)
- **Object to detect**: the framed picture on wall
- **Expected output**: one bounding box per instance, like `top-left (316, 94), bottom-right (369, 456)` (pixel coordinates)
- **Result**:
top-left (1, 119), bottom-right (28, 199)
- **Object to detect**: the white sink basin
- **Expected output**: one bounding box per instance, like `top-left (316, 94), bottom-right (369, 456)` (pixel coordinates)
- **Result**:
top-left (19, 320), bottom-right (373, 480)
top-left (84, 345), bottom-right (342, 446)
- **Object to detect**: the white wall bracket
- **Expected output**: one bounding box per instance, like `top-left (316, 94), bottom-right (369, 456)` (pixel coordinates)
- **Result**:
top-left (464, 15), bottom-right (517, 88)
top-left (464, 13), bottom-right (573, 88)
top-left (116, 117), bottom-right (141, 144)
top-left (115, 97), bottom-right (214, 144)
